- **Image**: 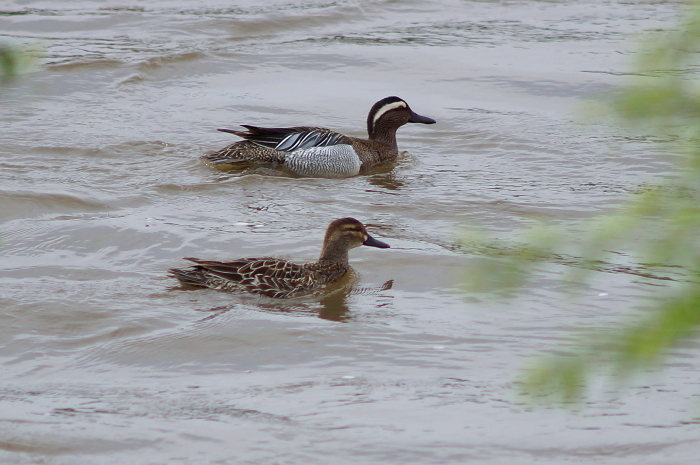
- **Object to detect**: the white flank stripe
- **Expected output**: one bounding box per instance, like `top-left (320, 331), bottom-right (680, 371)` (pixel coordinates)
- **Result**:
top-left (372, 101), bottom-right (407, 124)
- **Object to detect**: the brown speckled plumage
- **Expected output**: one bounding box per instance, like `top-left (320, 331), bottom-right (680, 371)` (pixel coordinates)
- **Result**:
top-left (169, 218), bottom-right (390, 298)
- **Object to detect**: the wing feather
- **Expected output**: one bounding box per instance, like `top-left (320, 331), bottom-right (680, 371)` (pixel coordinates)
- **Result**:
top-left (218, 126), bottom-right (351, 152)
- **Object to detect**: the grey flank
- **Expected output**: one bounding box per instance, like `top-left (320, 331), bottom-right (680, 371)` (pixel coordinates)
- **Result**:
top-left (285, 144), bottom-right (361, 177)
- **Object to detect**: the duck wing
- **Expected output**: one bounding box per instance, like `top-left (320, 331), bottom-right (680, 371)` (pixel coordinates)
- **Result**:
top-left (180, 257), bottom-right (317, 298)
top-left (218, 126), bottom-right (352, 153)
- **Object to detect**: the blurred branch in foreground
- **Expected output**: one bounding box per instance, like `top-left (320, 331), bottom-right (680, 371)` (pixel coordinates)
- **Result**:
top-left (0, 42), bottom-right (39, 80)
top-left (464, 2), bottom-right (700, 403)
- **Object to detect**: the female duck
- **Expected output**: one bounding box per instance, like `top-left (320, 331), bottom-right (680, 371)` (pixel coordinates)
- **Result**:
top-left (203, 96), bottom-right (435, 178)
top-left (169, 218), bottom-right (390, 299)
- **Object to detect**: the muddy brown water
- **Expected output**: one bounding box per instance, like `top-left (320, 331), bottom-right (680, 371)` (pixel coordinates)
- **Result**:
top-left (2, 1), bottom-right (699, 464)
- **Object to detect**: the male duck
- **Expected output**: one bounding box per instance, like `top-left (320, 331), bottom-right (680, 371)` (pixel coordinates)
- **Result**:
top-left (203, 96), bottom-right (436, 178)
top-left (169, 218), bottom-right (390, 298)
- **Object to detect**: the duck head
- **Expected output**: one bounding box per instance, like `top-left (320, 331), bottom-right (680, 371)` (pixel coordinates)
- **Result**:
top-left (319, 217), bottom-right (390, 262)
top-left (367, 96), bottom-right (436, 140)
top-left (327, 217), bottom-right (390, 249)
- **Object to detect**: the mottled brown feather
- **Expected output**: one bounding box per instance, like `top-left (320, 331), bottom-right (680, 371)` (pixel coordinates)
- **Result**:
top-left (169, 218), bottom-right (389, 299)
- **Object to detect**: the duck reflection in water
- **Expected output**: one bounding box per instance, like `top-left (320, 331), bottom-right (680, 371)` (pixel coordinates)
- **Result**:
top-left (317, 276), bottom-right (394, 321)
top-left (194, 273), bottom-right (394, 322)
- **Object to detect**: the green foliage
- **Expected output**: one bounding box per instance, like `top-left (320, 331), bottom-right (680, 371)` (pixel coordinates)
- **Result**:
top-left (520, 284), bottom-right (700, 402)
top-left (0, 43), bottom-right (38, 80)
top-left (466, 3), bottom-right (700, 403)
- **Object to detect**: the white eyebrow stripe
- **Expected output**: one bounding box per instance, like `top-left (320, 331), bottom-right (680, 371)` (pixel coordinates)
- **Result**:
top-left (372, 101), bottom-right (407, 124)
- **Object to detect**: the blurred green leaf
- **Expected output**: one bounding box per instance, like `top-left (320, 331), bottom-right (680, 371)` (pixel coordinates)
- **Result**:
top-left (0, 42), bottom-right (39, 80)
top-left (464, 1), bottom-right (700, 405)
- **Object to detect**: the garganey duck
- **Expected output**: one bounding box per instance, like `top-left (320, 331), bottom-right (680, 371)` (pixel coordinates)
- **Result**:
top-left (203, 96), bottom-right (436, 178)
top-left (169, 218), bottom-right (390, 298)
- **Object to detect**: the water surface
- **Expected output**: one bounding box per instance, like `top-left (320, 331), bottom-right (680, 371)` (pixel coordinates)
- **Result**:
top-left (2, 1), bottom-right (699, 464)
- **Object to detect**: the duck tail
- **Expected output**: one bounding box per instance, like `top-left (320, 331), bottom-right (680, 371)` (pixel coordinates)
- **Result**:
top-left (169, 267), bottom-right (208, 287)
top-left (202, 137), bottom-right (286, 166)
